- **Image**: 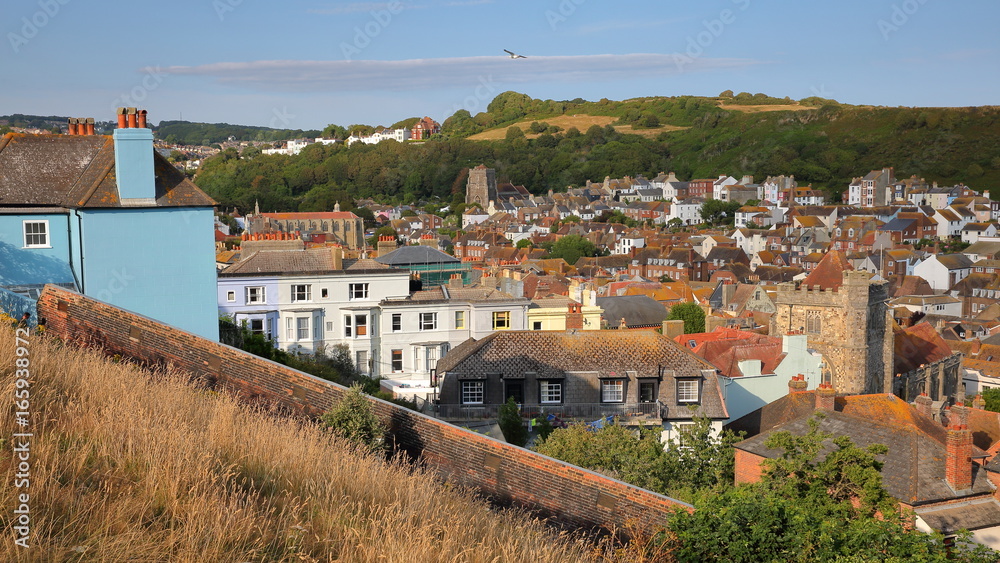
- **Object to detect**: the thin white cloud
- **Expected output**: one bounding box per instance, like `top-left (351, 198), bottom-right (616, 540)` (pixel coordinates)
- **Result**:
top-left (308, 3), bottom-right (398, 15)
top-left (162, 54), bottom-right (760, 93)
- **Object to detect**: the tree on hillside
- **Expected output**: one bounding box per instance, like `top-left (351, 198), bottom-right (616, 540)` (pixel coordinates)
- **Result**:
top-left (667, 302), bottom-right (705, 334)
top-left (535, 414), bottom-right (742, 502)
top-left (546, 234), bottom-right (596, 266)
top-left (498, 397), bottom-right (529, 447)
top-left (321, 384), bottom-right (387, 456)
top-left (664, 416), bottom-right (999, 562)
top-left (700, 199), bottom-right (741, 226)
top-left (535, 423), bottom-right (667, 493)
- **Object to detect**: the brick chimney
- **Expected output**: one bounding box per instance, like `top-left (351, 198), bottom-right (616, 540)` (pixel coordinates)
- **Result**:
top-left (973, 394), bottom-right (986, 410)
top-left (448, 273), bottom-right (463, 289)
top-left (946, 420), bottom-right (973, 492)
top-left (788, 374), bottom-right (808, 394)
top-left (815, 382), bottom-right (836, 411)
top-left (662, 319), bottom-right (685, 340)
top-left (915, 393), bottom-right (934, 419)
top-left (329, 245), bottom-right (343, 270)
top-left (566, 302), bottom-right (583, 330)
top-left (377, 235), bottom-right (397, 258)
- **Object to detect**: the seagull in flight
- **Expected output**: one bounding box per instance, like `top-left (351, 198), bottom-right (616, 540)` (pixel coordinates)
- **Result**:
top-left (504, 49), bottom-right (527, 59)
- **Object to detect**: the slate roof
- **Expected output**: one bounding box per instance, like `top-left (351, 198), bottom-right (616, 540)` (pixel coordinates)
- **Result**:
top-left (0, 133), bottom-right (214, 208)
top-left (220, 248), bottom-right (397, 276)
top-left (597, 295), bottom-right (667, 328)
top-left (733, 393), bottom-right (993, 505)
top-left (375, 245), bottom-right (460, 266)
top-left (915, 498), bottom-right (1000, 533)
top-left (437, 329), bottom-right (728, 420)
top-left (934, 253), bottom-right (973, 270)
top-left (406, 286), bottom-right (523, 303)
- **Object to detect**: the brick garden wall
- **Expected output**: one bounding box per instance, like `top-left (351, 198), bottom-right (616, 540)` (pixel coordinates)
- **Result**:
top-left (37, 285), bottom-right (690, 536)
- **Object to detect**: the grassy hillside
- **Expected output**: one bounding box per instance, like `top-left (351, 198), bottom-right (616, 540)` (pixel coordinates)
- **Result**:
top-left (193, 92), bottom-right (1000, 212)
top-left (0, 331), bottom-right (610, 561)
top-left (155, 120), bottom-right (322, 146)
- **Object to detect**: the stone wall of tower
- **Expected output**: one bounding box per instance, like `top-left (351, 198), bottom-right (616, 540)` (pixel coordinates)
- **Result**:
top-left (466, 166), bottom-right (496, 207)
top-left (772, 272), bottom-right (890, 395)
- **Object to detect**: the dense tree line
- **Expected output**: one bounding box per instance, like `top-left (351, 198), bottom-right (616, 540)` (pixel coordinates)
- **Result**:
top-left (192, 93), bottom-right (1000, 213)
top-left (156, 120), bottom-right (322, 146)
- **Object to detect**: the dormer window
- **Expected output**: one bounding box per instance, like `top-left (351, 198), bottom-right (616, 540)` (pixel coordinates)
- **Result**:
top-left (676, 379), bottom-right (700, 403)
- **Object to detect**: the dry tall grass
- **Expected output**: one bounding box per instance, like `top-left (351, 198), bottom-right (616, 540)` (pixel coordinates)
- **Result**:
top-left (0, 330), bottom-right (609, 562)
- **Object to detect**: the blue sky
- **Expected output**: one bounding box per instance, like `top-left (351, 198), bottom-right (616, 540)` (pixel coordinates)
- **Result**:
top-left (2, 0), bottom-right (997, 130)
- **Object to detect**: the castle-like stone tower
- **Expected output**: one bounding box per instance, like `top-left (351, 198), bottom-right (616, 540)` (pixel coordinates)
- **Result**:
top-left (466, 165), bottom-right (496, 207)
top-left (771, 254), bottom-right (893, 395)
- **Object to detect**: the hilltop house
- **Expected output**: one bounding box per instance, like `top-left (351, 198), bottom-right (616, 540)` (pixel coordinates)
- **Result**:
top-left (0, 108), bottom-right (219, 339)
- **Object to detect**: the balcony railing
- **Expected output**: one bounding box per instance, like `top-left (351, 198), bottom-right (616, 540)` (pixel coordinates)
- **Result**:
top-left (436, 402), bottom-right (664, 423)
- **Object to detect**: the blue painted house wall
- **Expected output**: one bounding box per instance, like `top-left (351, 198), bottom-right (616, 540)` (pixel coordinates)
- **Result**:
top-left (0, 213), bottom-right (76, 288)
top-left (77, 208), bottom-right (218, 340)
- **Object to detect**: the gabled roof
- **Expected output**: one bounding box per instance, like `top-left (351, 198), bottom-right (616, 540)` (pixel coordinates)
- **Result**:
top-left (731, 393), bottom-right (993, 505)
top-left (800, 250), bottom-right (852, 290)
top-left (375, 245), bottom-right (461, 267)
top-left (0, 133), bottom-right (215, 209)
top-left (220, 248), bottom-right (395, 276)
top-left (596, 295), bottom-right (668, 327)
top-left (894, 321), bottom-right (957, 374)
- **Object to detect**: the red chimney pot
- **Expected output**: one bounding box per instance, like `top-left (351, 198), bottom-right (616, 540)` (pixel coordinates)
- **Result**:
top-left (116, 107), bottom-right (127, 129)
top-left (137, 109), bottom-right (147, 129)
top-left (126, 107), bottom-right (138, 128)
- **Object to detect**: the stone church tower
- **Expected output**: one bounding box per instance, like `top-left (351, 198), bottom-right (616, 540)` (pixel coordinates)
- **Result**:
top-left (771, 252), bottom-right (893, 395)
top-left (466, 165), bottom-right (496, 207)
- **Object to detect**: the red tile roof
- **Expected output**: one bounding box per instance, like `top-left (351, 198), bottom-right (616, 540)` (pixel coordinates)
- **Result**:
top-left (801, 250), bottom-right (852, 290)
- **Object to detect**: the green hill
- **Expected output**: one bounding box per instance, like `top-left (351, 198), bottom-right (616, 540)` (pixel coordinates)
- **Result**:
top-left (193, 92), bottom-right (1000, 212)
top-left (155, 120), bottom-right (322, 146)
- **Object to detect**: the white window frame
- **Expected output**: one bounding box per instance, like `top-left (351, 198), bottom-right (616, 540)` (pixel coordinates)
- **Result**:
top-left (291, 284), bottom-right (311, 303)
top-left (22, 220), bottom-right (50, 248)
top-left (354, 314), bottom-right (368, 337)
top-left (601, 380), bottom-right (624, 403)
top-left (677, 379), bottom-right (700, 403)
top-left (540, 380), bottom-right (563, 404)
top-left (391, 349), bottom-right (403, 372)
top-left (391, 313), bottom-right (402, 332)
top-left (419, 312), bottom-right (437, 331)
top-left (226, 291), bottom-right (236, 303)
top-left (296, 317), bottom-right (309, 341)
top-left (344, 315), bottom-right (352, 337)
top-left (461, 380), bottom-right (484, 405)
top-left (246, 286), bottom-right (265, 304)
top-left (349, 283), bottom-right (369, 301)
